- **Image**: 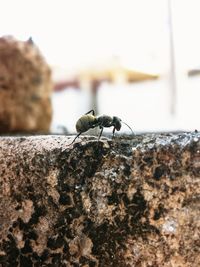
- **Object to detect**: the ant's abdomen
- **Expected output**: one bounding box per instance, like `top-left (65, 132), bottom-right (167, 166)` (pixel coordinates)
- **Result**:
top-left (76, 115), bottom-right (96, 133)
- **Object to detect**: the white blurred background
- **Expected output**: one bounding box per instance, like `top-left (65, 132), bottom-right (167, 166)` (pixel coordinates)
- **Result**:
top-left (0, 0), bottom-right (200, 133)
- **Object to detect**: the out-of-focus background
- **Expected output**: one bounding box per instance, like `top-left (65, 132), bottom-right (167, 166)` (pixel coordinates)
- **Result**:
top-left (0, 0), bottom-right (200, 134)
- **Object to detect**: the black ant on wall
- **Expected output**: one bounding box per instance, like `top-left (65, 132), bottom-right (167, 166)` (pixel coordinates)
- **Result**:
top-left (67, 110), bottom-right (134, 146)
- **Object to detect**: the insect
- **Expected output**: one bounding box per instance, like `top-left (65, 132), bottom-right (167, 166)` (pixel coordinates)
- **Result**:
top-left (67, 110), bottom-right (134, 146)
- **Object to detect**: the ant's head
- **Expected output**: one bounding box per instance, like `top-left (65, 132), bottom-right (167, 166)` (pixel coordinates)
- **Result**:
top-left (112, 116), bottom-right (122, 131)
top-left (113, 116), bottom-right (134, 134)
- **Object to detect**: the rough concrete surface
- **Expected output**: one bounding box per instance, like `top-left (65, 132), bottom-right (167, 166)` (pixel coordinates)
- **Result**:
top-left (0, 133), bottom-right (199, 267)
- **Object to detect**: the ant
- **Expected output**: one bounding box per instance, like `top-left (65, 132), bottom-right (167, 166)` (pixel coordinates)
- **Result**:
top-left (67, 110), bottom-right (134, 146)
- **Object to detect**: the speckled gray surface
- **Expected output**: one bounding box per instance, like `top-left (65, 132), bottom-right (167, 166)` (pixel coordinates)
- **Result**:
top-left (0, 133), bottom-right (199, 266)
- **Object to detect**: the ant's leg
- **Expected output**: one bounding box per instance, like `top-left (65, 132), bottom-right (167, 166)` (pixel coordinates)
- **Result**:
top-left (67, 132), bottom-right (82, 146)
top-left (112, 127), bottom-right (116, 139)
top-left (98, 126), bottom-right (104, 141)
top-left (85, 110), bottom-right (95, 116)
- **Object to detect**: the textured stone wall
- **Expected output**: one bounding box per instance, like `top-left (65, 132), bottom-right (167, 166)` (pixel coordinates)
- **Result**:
top-left (0, 133), bottom-right (199, 266)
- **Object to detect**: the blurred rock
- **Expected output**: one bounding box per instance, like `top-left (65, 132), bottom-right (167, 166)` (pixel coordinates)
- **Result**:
top-left (0, 36), bottom-right (52, 133)
top-left (0, 133), bottom-right (199, 266)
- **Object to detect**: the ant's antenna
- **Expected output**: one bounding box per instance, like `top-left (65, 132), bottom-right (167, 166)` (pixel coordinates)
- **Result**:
top-left (121, 121), bottom-right (134, 135)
